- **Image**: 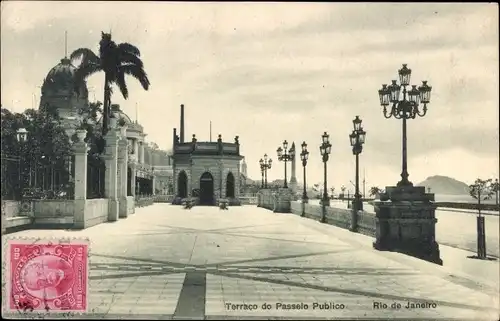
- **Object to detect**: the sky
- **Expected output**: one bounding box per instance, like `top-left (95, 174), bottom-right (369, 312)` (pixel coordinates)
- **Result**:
top-left (1, 2), bottom-right (499, 191)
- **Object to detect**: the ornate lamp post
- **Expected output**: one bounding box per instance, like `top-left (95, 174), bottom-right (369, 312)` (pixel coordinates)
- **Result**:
top-left (15, 128), bottom-right (28, 198)
top-left (260, 162), bottom-right (265, 188)
top-left (320, 132), bottom-right (332, 220)
top-left (349, 116), bottom-right (366, 232)
top-left (378, 64), bottom-right (432, 187)
top-left (259, 154), bottom-right (272, 188)
top-left (300, 141), bottom-right (309, 203)
top-left (277, 140), bottom-right (294, 188)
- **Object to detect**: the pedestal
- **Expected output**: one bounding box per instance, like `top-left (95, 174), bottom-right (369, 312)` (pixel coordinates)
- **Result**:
top-left (373, 185), bottom-right (442, 265)
top-left (273, 188), bottom-right (293, 213)
top-left (104, 130), bottom-right (119, 222)
top-left (72, 142), bottom-right (89, 229)
top-left (118, 139), bottom-right (128, 219)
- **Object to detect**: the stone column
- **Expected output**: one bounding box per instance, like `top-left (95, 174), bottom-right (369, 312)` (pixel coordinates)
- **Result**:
top-left (236, 163), bottom-right (241, 199)
top-left (290, 142), bottom-right (298, 198)
top-left (130, 163), bottom-right (136, 197)
top-left (140, 142), bottom-right (145, 164)
top-left (172, 165), bottom-right (177, 197)
top-left (189, 158), bottom-right (193, 197)
top-left (132, 139), bottom-right (138, 162)
top-left (104, 129), bottom-right (119, 222)
top-left (73, 140), bottom-right (89, 229)
top-left (118, 138), bottom-right (129, 218)
top-left (152, 174), bottom-right (156, 196)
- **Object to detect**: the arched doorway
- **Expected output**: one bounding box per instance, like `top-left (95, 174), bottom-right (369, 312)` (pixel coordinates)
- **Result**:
top-left (177, 171), bottom-right (188, 198)
top-left (199, 172), bottom-right (214, 205)
top-left (226, 172), bottom-right (235, 198)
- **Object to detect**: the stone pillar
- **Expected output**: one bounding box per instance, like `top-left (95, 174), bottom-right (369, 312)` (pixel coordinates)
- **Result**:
top-left (130, 163), bottom-right (136, 197)
top-left (189, 158), bottom-right (193, 197)
top-left (104, 129), bottom-right (119, 222)
top-left (132, 139), bottom-right (138, 162)
top-left (73, 140), bottom-right (89, 229)
top-left (373, 186), bottom-right (442, 265)
top-left (289, 142), bottom-right (298, 198)
top-left (172, 165), bottom-right (177, 197)
top-left (118, 138), bottom-right (129, 218)
top-left (140, 142), bottom-right (145, 164)
top-left (152, 174), bottom-right (156, 195)
top-left (273, 188), bottom-right (293, 213)
top-left (236, 164), bottom-right (241, 199)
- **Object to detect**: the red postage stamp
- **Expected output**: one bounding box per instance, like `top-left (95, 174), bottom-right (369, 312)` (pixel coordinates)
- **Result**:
top-left (4, 238), bottom-right (89, 314)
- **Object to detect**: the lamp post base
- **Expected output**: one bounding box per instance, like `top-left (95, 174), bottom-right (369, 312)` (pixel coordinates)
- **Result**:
top-left (373, 185), bottom-right (442, 265)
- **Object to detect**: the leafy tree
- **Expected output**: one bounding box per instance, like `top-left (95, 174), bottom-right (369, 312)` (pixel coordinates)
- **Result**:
top-left (492, 178), bottom-right (499, 206)
top-left (70, 32), bottom-right (150, 140)
top-left (1, 107), bottom-right (73, 198)
top-left (469, 178), bottom-right (495, 216)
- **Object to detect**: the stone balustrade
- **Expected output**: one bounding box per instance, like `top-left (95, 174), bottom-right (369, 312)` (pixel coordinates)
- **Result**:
top-left (289, 201), bottom-right (376, 237)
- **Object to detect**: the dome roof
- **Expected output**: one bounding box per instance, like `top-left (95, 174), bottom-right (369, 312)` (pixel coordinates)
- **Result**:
top-left (41, 57), bottom-right (88, 97)
top-left (110, 104), bottom-right (133, 124)
top-left (96, 104), bottom-right (143, 132)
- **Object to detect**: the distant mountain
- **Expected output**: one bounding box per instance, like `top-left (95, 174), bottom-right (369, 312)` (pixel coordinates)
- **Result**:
top-left (416, 175), bottom-right (469, 195)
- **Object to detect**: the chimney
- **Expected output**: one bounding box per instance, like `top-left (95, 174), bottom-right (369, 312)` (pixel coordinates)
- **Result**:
top-left (173, 128), bottom-right (177, 147)
top-left (180, 104), bottom-right (185, 143)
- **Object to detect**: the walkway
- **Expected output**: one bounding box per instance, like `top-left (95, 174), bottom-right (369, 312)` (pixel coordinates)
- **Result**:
top-left (2, 204), bottom-right (499, 320)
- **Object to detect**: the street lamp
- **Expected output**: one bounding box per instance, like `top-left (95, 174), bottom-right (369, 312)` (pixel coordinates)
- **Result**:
top-left (349, 116), bottom-right (366, 232)
top-left (16, 128), bottom-right (29, 198)
top-left (300, 141), bottom-right (309, 203)
top-left (259, 154), bottom-right (272, 188)
top-left (379, 64), bottom-right (432, 187)
top-left (277, 140), bottom-right (294, 188)
top-left (319, 132), bottom-right (332, 219)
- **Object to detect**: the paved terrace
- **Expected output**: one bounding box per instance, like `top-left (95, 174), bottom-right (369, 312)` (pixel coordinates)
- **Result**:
top-left (2, 204), bottom-right (499, 320)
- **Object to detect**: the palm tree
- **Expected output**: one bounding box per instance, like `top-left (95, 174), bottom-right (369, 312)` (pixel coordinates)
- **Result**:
top-left (369, 186), bottom-right (383, 197)
top-left (71, 32), bottom-right (150, 141)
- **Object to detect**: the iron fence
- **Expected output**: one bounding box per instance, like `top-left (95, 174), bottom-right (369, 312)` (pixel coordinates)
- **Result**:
top-left (1, 155), bottom-right (74, 200)
top-left (87, 153), bottom-right (105, 199)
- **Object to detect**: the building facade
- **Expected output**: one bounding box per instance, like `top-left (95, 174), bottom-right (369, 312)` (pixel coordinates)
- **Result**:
top-left (172, 105), bottom-right (244, 205)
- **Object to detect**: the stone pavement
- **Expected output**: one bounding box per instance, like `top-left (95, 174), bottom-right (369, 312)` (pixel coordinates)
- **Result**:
top-left (2, 204), bottom-right (499, 320)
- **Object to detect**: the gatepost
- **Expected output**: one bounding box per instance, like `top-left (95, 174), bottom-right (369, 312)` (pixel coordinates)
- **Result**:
top-left (118, 136), bottom-right (129, 218)
top-left (104, 128), bottom-right (120, 222)
top-left (73, 135), bottom-right (89, 229)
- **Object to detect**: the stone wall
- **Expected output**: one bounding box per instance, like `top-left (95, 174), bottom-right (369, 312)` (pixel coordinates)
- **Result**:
top-left (74, 199), bottom-right (108, 229)
top-left (289, 201), bottom-right (376, 237)
top-left (258, 189), bottom-right (276, 210)
top-left (257, 189), bottom-right (293, 213)
top-left (240, 196), bottom-right (258, 205)
top-left (154, 195), bottom-right (174, 203)
top-left (2, 200), bottom-right (21, 218)
top-left (32, 199), bottom-right (109, 229)
top-left (33, 200), bottom-right (75, 226)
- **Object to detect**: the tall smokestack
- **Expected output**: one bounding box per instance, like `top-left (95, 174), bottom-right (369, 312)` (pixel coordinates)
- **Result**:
top-left (180, 104), bottom-right (185, 143)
